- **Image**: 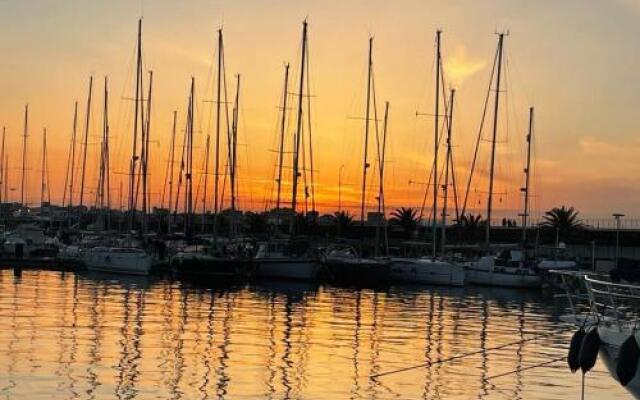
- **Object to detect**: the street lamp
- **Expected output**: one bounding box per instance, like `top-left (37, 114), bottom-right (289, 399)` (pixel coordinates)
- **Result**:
top-left (613, 213), bottom-right (625, 268)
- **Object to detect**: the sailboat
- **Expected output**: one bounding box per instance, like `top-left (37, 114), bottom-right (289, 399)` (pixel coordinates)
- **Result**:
top-left (170, 32), bottom-right (252, 281)
top-left (84, 21), bottom-right (152, 276)
top-left (321, 36), bottom-right (390, 287)
top-left (254, 21), bottom-right (321, 281)
top-left (389, 31), bottom-right (464, 286)
top-left (463, 34), bottom-right (540, 288)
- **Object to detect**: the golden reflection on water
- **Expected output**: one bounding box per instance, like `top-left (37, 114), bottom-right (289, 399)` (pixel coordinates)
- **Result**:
top-left (0, 269), bottom-right (632, 399)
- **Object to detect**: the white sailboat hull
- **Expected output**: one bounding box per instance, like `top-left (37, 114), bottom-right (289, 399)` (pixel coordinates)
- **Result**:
top-left (256, 258), bottom-right (320, 280)
top-left (83, 248), bottom-right (152, 275)
top-left (390, 258), bottom-right (465, 286)
top-left (465, 267), bottom-right (541, 288)
top-left (597, 324), bottom-right (640, 398)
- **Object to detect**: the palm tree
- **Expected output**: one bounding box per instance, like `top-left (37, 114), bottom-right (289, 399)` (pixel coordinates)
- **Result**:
top-left (540, 205), bottom-right (583, 241)
top-left (333, 211), bottom-right (354, 236)
top-left (390, 207), bottom-right (419, 238)
top-left (245, 212), bottom-right (269, 235)
top-left (455, 213), bottom-right (485, 242)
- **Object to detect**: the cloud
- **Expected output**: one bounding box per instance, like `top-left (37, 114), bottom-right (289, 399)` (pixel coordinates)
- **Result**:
top-left (444, 45), bottom-right (486, 87)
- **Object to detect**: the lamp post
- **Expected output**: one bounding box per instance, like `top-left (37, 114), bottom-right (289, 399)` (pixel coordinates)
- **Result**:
top-left (613, 213), bottom-right (624, 268)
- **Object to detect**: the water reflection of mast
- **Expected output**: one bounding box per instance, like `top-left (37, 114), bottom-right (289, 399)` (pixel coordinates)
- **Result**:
top-left (350, 291), bottom-right (362, 400)
top-left (295, 294), bottom-right (312, 394)
top-left (115, 287), bottom-right (132, 399)
top-left (512, 302), bottom-right (526, 400)
top-left (168, 288), bottom-right (188, 399)
top-left (265, 295), bottom-right (278, 397)
top-left (431, 293), bottom-right (446, 399)
top-left (280, 297), bottom-right (294, 397)
top-left (422, 291), bottom-right (436, 398)
top-left (68, 275), bottom-right (81, 398)
top-left (129, 289), bottom-right (145, 398)
top-left (86, 279), bottom-right (102, 399)
top-left (478, 296), bottom-right (490, 400)
top-left (5, 271), bottom-right (21, 396)
top-left (365, 291), bottom-right (382, 398)
top-left (215, 293), bottom-right (233, 397)
top-left (198, 294), bottom-right (216, 400)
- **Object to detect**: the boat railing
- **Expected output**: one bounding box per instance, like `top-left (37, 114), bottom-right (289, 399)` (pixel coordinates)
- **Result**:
top-left (549, 270), bottom-right (640, 330)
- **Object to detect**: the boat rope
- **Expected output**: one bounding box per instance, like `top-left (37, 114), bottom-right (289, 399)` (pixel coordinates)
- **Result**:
top-left (370, 327), bottom-right (572, 379)
top-left (483, 355), bottom-right (565, 381)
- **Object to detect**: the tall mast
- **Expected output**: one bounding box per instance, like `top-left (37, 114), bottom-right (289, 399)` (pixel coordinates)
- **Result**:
top-left (432, 30), bottom-right (441, 258)
top-left (3, 156), bottom-right (8, 204)
top-left (79, 76), bottom-right (93, 210)
top-left (359, 36), bottom-right (373, 241)
top-left (201, 134), bottom-right (210, 233)
top-left (485, 33), bottom-right (505, 251)
top-left (67, 102), bottom-right (78, 209)
top-left (214, 29), bottom-right (223, 218)
top-left (142, 70), bottom-right (153, 234)
top-left (20, 104), bottom-right (28, 206)
top-left (276, 63), bottom-right (290, 217)
top-left (441, 89), bottom-right (455, 256)
top-left (168, 110), bottom-right (177, 235)
top-left (375, 101), bottom-right (390, 257)
top-left (521, 107), bottom-right (534, 246)
top-left (290, 20), bottom-right (308, 234)
top-left (40, 128), bottom-right (47, 207)
top-left (231, 74), bottom-right (240, 212)
top-left (129, 18), bottom-right (144, 231)
top-left (185, 77), bottom-right (195, 238)
top-left (101, 76), bottom-right (111, 230)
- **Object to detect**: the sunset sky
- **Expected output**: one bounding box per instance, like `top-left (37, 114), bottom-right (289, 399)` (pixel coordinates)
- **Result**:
top-left (0, 0), bottom-right (639, 220)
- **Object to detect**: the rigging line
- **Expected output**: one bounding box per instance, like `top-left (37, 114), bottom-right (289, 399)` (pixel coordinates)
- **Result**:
top-left (417, 110), bottom-right (448, 223)
top-left (305, 37), bottom-right (316, 213)
top-left (461, 40), bottom-right (500, 218)
top-left (371, 327), bottom-right (573, 379)
top-left (483, 355), bottom-right (565, 382)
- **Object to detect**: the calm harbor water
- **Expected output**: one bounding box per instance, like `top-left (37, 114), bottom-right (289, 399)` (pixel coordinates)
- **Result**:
top-left (0, 268), bottom-right (631, 399)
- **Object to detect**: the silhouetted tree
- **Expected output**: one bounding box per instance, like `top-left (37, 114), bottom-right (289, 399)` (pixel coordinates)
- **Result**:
top-left (333, 211), bottom-right (354, 236)
top-left (455, 213), bottom-right (485, 242)
top-left (390, 207), bottom-right (419, 238)
top-left (245, 212), bottom-right (268, 235)
top-left (540, 205), bottom-right (583, 241)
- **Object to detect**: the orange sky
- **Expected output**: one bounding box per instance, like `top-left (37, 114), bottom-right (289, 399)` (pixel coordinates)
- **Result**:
top-left (1, 0), bottom-right (639, 220)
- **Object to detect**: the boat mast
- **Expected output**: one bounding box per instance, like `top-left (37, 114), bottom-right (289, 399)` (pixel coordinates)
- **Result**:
top-left (432, 30), bottom-right (441, 258)
top-left (441, 89), bottom-right (455, 256)
top-left (485, 33), bottom-right (505, 251)
top-left (290, 20), bottom-right (308, 235)
top-left (185, 77), bottom-right (195, 239)
top-left (100, 76), bottom-right (111, 230)
top-left (142, 70), bottom-right (153, 234)
top-left (128, 18), bottom-right (144, 232)
top-left (201, 134), bottom-right (210, 233)
top-left (20, 104), bottom-right (28, 206)
top-left (374, 101), bottom-right (390, 257)
top-left (276, 63), bottom-right (290, 220)
top-left (359, 36), bottom-right (373, 244)
top-left (231, 74), bottom-right (240, 212)
top-left (65, 102), bottom-right (78, 209)
top-left (521, 106), bottom-right (534, 246)
top-left (79, 76), bottom-right (93, 211)
top-left (214, 29), bottom-right (223, 221)
top-left (40, 128), bottom-right (47, 207)
top-left (229, 74), bottom-right (241, 237)
top-left (168, 110), bottom-right (177, 235)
